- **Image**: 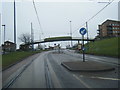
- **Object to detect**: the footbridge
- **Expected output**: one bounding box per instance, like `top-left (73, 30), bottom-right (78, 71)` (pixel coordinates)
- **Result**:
top-left (28, 36), bottom-right (95, 45)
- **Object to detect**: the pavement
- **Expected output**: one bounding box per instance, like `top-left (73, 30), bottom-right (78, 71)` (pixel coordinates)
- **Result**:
top-left (61, 60), bottom-right (115, 72)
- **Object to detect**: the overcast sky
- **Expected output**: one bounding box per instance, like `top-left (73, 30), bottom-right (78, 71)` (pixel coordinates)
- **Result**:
top-left (1, 0), bottom-right (119, 48)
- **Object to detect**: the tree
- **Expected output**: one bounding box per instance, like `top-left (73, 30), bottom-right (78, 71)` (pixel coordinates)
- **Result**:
top-left (18, 33), bottom-right (31, 44)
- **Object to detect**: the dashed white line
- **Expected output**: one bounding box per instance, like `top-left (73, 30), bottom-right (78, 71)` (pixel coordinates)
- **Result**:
top-left (73, 74), bottom-right (91, 88)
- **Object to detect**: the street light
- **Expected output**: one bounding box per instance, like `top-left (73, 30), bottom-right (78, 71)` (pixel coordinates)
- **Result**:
top-left (70, 21), bottom-right (73, 48)
top-left (14, 0), bottom-right (16, 45)
top-left (2, 25), bottom-right (5, 43)
top-left (86, 22), bottom-right (89, 42)
top-left (31, 22), bottom-right (34, 50)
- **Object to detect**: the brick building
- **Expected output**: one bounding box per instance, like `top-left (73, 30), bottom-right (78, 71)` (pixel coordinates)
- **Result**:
top-left (2, 41), bottom-right (16, 52)
top-left (97, 19), bottom-right (120, 38)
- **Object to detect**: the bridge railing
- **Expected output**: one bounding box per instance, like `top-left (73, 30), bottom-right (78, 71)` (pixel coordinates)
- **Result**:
top-left (72, 37), bottom-right (94, 39)
top-left (30, 37), bottom-right (94, 45)
top-left (34, 39), bottom-right (44, 43)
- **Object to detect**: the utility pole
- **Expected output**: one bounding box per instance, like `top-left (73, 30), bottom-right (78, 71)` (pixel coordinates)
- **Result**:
top-left (70, 21), bottom-right (73, 48)
top-left (86, 22), bottom-right (89, 50)
top-left (38, 30), bottom-right (41, 50)
top-left (14, 0), bottom-right (16, 49)
top-left (31, 22), bottom-right (34, 50)
top-left (86, 22), bottom-right (89, 42)
top-left (82, 35), bottom-right (85, 62)
top-left (2, 25), bottom-right (5, 43)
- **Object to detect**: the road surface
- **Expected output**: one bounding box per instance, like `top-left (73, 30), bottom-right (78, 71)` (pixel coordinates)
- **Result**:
top-left (3, 49), bottom-right (119, 88)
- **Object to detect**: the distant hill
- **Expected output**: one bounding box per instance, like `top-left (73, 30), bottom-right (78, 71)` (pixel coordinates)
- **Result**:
top-left (84, 37), bottom-right (119, 58)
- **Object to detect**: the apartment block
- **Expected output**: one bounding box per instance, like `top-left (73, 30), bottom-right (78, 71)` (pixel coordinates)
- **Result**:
top-left (97, 19), bottom-right (120, 38)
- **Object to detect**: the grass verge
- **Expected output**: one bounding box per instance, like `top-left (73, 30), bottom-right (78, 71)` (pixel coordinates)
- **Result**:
top-left (2, 51), bottom-right (41, 69)
top-left (84, 37), bottom-right (119, 57)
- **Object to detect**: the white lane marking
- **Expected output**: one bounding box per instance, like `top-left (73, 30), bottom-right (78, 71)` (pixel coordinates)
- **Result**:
top-left (78, 75), bottom-right (120, 81)
top-left (87, 56), bottom-right (118, 65)
top-left (90, 76), bottom-right (120, 81)
top-left (88, 57), bottom-right (101, 60)
top-left (73, 74), bottom-right (91, 88)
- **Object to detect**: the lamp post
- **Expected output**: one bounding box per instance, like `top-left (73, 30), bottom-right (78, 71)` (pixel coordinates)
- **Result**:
top-left (86, 22), bottom-right (89, 42)
top-left (2, 25), bottom-right (5, 43)
top-left (70, 21), bottom-right (73, 48)
top-left (86, 22), bottom-right (89, 50)
top-left (14, 0), bottom-right (16, 50)
top-left (31, 22), bottom-right (34, 50)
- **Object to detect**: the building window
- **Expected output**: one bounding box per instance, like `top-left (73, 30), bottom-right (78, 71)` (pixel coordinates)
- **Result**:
top-left (116, 24), bottom-right (119, 26)
top-left (112, 24), bottom-right (114, 26)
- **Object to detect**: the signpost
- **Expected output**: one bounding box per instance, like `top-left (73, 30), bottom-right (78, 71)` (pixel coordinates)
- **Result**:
top-left (79, 28), bottom-right (87, 62)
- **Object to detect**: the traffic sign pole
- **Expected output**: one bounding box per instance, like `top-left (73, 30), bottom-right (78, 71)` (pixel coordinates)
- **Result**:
top-left (79, 27), bottom-right (86, 62)
top-left (82, 35), bottom-right (85, 62)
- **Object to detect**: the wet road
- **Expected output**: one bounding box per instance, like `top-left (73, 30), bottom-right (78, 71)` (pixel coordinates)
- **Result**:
top-left (3, 50), bottom-right (119, 88)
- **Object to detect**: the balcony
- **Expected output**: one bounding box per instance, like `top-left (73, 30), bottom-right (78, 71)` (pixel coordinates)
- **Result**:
top-left (97, 32), bottom-right (100, 35)
top-left (97, 29), bottom-right (100, 31)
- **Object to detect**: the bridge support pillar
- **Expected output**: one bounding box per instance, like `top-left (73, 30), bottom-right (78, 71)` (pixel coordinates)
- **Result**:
top-left (78, 40), bottom-right (80, 44)
top-left (38, 43), bottom-right (40, 50)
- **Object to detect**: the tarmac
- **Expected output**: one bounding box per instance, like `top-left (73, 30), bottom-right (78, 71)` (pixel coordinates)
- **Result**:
top-left (61, 60), bottom-right (115, 72)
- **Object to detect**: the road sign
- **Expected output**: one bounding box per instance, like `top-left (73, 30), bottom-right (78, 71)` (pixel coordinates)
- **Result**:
top-left (79, 27), bottom-right (86, 62)
top-left (79, 28), bottom-right (87, 35)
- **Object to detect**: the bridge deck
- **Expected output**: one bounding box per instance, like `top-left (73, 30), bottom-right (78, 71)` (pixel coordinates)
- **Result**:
top-left (32, 38), bottom-right (94, 44)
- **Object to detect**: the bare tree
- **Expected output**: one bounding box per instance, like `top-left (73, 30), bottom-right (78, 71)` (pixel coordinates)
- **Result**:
top-left (18, 33), bottom-right (31, 44)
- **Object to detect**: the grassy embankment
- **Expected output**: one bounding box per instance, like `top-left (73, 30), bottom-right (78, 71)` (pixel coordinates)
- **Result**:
top-left (84, 37), bottom-right (119, 57)
top-left (2, 50), bottom-right (41, 69)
